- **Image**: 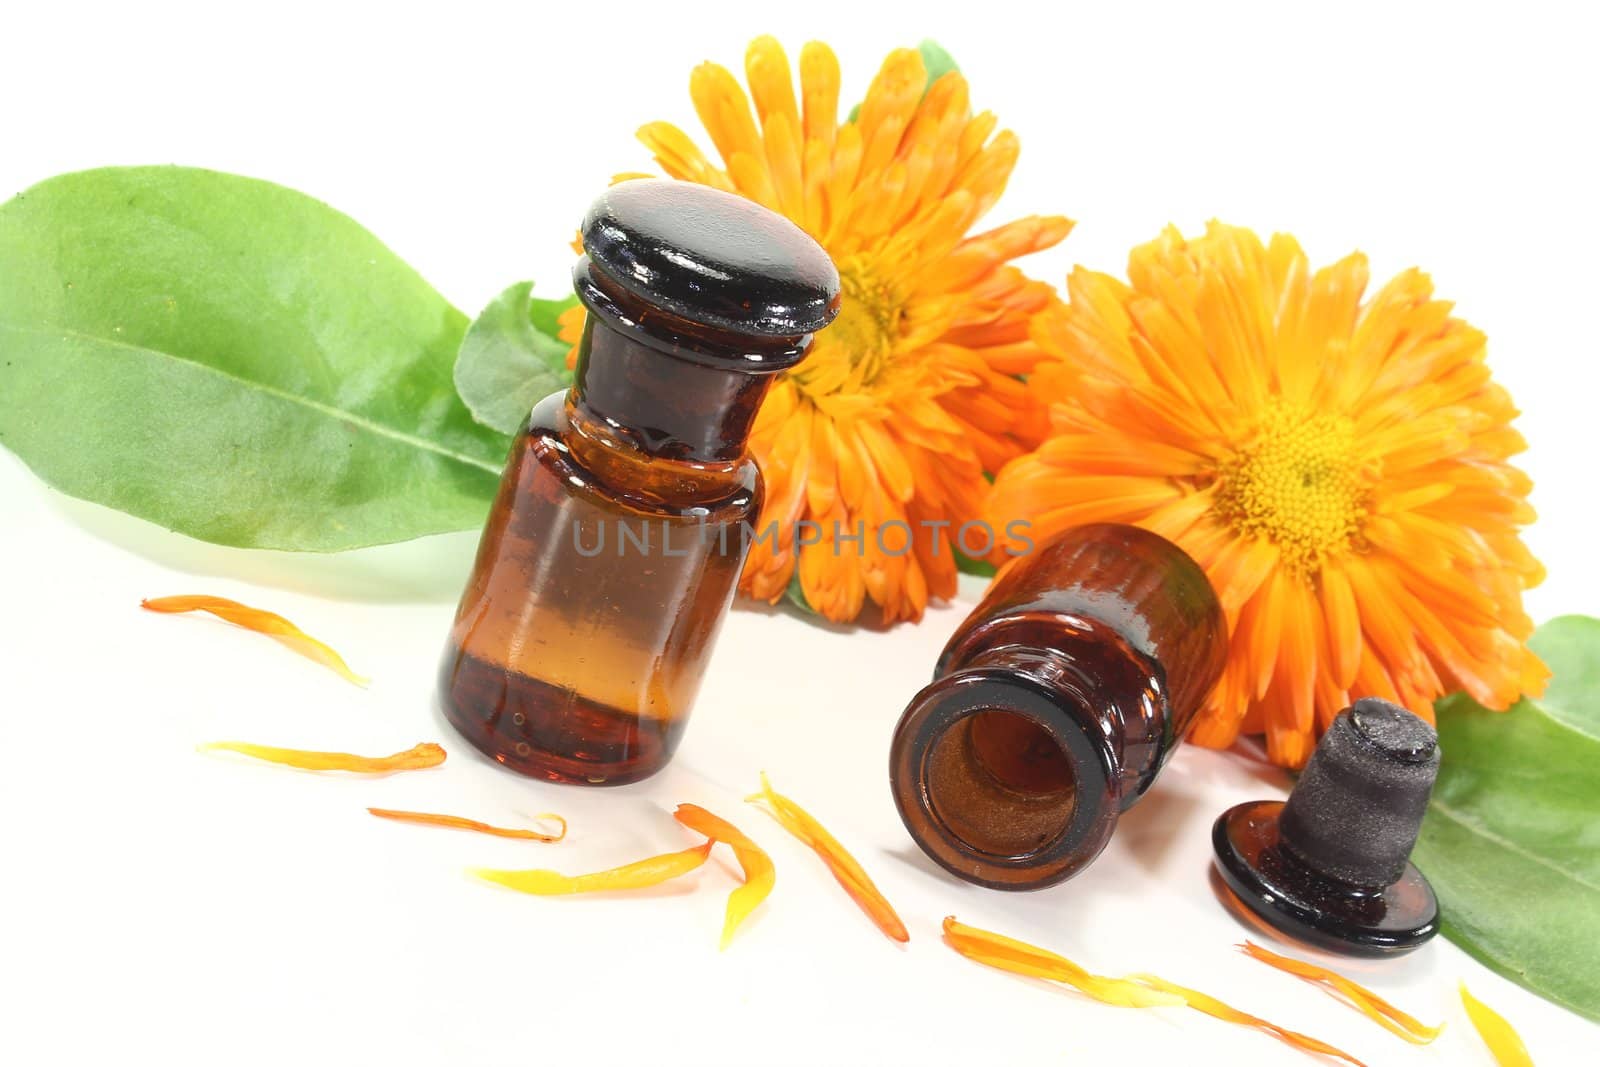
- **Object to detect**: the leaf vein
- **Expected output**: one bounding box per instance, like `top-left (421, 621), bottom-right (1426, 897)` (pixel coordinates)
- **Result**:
top-left (1428, 797), bottom-right (1600, 895)
top-left (2, 322), bottom-right (501, 475)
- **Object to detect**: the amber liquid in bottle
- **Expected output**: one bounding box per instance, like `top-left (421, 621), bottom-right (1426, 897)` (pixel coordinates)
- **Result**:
top-left (439, 181), bottom-right (839, 785)
top-left (889, 523), bottom-right (1228, 888)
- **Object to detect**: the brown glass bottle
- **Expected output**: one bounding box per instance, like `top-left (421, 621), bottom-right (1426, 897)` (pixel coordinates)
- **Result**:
top-left (440, 180), bottom-right (839, 786)
top-left (889, 523), bottom-right (1228, 888)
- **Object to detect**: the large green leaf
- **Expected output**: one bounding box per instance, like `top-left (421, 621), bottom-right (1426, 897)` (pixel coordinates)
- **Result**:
top-left (1415, 614), bottom-right (1600, 1020)
top-left (0, 166), bottom-right (507, 551)
top-left (1528, 614), bottom-right (1600, 737)
top-left (453, 281), bottom-right (576, 435)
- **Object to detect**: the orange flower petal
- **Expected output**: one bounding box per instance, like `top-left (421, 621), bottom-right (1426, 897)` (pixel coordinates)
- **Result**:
top-left (744, 35), bottom-right (799, 133)
top-left (473, 841), bottom-right (712, 897)
top-left (1459, 983), bottom-right (1534, 1067)
top-left (367, 808), bottom-right (566, 842)
top-left (797, 41), bottom-right (840, 153)
top-left (943, 920), bottom-right (1365, 1063)
top-left (674, 803), bottom-right (775, 949)
top-left (943, 917), bottom-right (1183, 1009)
top-left (689, 62), bottom-right (763, 174)
top-left (1133, 973), bottom-right (1368, 1066)
top-left (747, 772), bottom-right (907, 942)
top-left (1318, 564), bottom-right (1363, 690)
top-left (199, 741), bottom-right (444, 773)
top-left (854, 48), bottom-right (927, 178)
top-left (635, 122), bottom-right (732, 190)
top-left (142, 594), bottom-right (365, 685)
top-left (1241, 941), bottom-right (1442, 1044)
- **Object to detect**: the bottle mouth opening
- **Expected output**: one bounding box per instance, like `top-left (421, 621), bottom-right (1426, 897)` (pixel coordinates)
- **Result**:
top-left (890, 670), bottom-right (1120, 890)
top-left (926, 709), bottom-right (1079, 859)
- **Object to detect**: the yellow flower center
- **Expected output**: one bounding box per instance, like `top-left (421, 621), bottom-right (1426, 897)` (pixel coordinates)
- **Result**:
top-left (1212, 401), bottom-right (1369, 572)
top-left (791, 256), bottom-right (901, 398)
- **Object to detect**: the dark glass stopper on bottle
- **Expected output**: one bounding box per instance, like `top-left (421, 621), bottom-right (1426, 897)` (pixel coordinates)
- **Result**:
top-left (1212, 698), bottom-right (1442, 956)
top-left (580, 180), bottom-right (840, 339)
top-left (438, 180), bottom-right (839, 786)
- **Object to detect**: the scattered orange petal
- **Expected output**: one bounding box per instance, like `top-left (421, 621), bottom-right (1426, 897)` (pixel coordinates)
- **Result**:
top-left (1460, 983), bottom-right (1534, 1067)
top-left (1242, 941), bottom-right (1442, 1044)
top-left (473, 841), bottom-right (714, 896)
top-left (1132, 973), bottom-right (1368, 1066)
top-left (199, 740), bottom-right (445, 773)
top-left (747, 772), bottom-right (908, 942)
top-left (142, 594), bottom-right (366, 685)
top-left (368, 808), bottom-right (567, 842)
top-left (941, 919), bottom-right (1364, 1062)
top-left (942, 917), bottom-right (1182, 1008)
top-left (674, 803), bottom-right (775, 949)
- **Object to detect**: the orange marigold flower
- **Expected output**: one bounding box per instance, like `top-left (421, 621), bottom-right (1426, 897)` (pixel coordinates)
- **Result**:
top-left (570, 36), bottom-right (1070, 622)
top-left (986, 223), bottom-right (1546, 767)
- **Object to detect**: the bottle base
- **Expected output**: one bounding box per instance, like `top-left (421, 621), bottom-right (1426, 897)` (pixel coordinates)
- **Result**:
top-left (439, 648), bottom-right (681, 786)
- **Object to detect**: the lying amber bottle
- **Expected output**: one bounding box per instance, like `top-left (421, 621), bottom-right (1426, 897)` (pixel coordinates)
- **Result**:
top-left (889, 523), bottom-right (1227, 888)
top-left (440, 180), bottom-right (839, 786)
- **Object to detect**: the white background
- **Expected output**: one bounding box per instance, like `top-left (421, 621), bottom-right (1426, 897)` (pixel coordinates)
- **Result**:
top-left (2, 1), bottom-right (1597, 1063)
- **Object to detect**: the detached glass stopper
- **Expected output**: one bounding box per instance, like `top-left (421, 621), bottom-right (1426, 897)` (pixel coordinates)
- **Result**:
top-left (1212, 698), bottom-right (1442, 956)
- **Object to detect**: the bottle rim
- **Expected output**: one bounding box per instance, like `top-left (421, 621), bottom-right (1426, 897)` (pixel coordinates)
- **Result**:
top-left (888, 665), bottom-right (1122, 892)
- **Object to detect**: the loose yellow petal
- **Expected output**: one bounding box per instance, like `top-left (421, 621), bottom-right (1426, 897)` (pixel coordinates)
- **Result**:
top-left (199, 741), bottom-right (445, 773)
top-left (367, 808), bottom-right (566, 842)
top-left (142, 594), bottom-right (366, 686)
top-left (942, 917), bottom-right (1182, 1009)
top-left (673, 803), bottom-right (775, 949)
top-left (1132, 974), bottom-right (1368, 1066)
top-left (747, 772), bottom-right (907, 942)
top-left (1460, 983), bottom-right (1534, 1067)
top-left (941, 919), bottom-right (1364, 1062)
top-left (1241, 941), bottom-right (1442, 1044)
top-left (474, 841), bottom-right (713, 896)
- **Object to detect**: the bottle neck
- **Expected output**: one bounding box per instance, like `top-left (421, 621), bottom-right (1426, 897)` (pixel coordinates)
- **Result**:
top-left (571, 259), bottom-right (808, 465)
top-left (572, 314), bottom-right (772, 465)
top-left (959, 524), bottom-right (1227, 737)
top-left (888, 630), bottom-right (1162, 891)
top-left (558, 394), bottom-right (753, 511)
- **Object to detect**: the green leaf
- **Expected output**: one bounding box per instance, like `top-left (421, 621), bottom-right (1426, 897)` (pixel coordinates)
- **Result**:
top-left (953, 546), bottom-right (997, 578)
top-left (1528, 613), bottom-right (1600, 737)
top-left (848, 39), bottom-right (959, 123)
top-left (0, 166), bottom-right (506, 551)
top-left (1414, 615), bottom-right (1600, 1020)
top-left (453, 281), bottom-right (577, 435)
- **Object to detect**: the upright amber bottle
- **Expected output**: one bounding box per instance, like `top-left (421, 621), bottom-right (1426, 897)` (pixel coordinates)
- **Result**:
top-left (889, 523), bottom-right (1228, 888)
top-left (440, 180), bottom-right (839, 786)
